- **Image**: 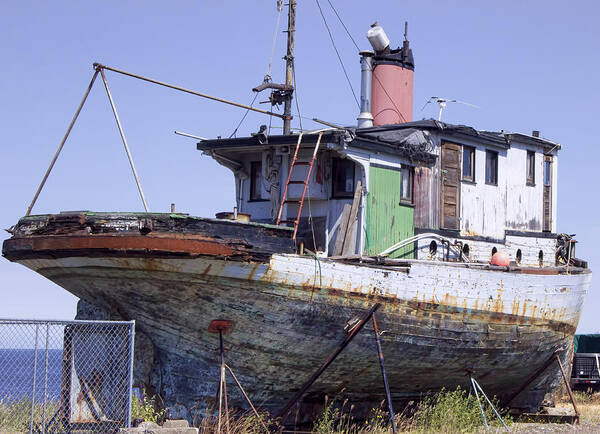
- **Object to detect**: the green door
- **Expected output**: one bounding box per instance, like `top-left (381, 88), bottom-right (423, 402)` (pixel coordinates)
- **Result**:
top-left (366, 165), bottom-right (414, 258)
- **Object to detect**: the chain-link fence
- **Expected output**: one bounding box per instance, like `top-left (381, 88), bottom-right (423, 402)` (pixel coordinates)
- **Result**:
top-left (0, 319), bottom-right (135, 433)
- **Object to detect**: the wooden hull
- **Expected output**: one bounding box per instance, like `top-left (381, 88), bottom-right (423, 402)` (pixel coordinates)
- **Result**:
top-left (2, 212), bottom-right (592, 419)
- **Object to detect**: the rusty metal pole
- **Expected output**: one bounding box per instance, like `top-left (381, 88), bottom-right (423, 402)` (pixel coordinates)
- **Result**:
top-left (504, 351), bottom-right (558, 406)
top-left (276, 303), bottom-right (381, 420)
top-left (98, 68), bottom-right (149, 212)
top-left (372, 313), bottom-right (396, 434)
top-left (26, 70), bottom-right (99, 216)
top-left (94, 63), bottom-right (287, 120)
top-left (217, 329), bottom-right (225, 433)
top-left (555, 354), bottom-right (579, 423)
top-left (283, 0), bottom-right (296, 134)
top-left (224, 364), bottom-right (270, 433)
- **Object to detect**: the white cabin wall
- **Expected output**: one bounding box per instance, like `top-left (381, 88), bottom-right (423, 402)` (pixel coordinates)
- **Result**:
top-left (505, 143), bottom-right (544, 232)
top-left (460, 144), bottom-right (507, 239)
top-left (237, 151), bottom-right (272, 221)
top-left (416, 234), bottom-right (555, 267)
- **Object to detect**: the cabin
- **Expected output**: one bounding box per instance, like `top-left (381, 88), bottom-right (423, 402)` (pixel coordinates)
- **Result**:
top-left (197, 23), bottom-right (561, 268)
top-left (198, 120), bottom-right (559, 267)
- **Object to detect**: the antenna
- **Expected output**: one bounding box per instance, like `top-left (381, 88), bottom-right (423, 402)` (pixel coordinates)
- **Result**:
top-left (421, 96), bottom-right (480, 121)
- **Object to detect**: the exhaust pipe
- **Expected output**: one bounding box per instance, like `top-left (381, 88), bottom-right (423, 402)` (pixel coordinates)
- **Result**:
top-left (357, 51), bottom-right (374, 128)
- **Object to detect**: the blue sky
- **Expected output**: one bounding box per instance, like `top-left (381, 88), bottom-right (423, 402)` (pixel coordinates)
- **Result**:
top-left (1, 1), bottom-right (598, 331)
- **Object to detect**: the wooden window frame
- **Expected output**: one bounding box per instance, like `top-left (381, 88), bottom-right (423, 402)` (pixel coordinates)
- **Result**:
top-left (462, 146), bottom-right (475, 183)
top-left (526, 150), bottom-right (535, 186)
top-left (331, 157), bottom-right (355, 199)
top-left (485, 150), bottom-right (498, 186)
top-left (543, 157), bottom-right (552, 187)
top-left (249, 161), bottom-right (266, 202)
top-left (400, 166), bottom-right (414, 204)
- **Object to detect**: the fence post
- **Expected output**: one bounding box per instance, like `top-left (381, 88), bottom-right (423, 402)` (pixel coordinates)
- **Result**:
top-left (29, 324), bottom-right (39, 434)
top-left (42, 323), bottom-right (50, 434)
top-left (125, 321), bottom-right (135, 428)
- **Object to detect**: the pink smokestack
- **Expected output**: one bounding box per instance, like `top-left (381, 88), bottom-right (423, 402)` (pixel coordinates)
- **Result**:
top-left (367, 22), bottom-right (414, 126)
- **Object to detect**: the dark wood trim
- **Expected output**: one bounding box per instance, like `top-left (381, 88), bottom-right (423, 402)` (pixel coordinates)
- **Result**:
top-left (505, 229), bottom-right (557, 239)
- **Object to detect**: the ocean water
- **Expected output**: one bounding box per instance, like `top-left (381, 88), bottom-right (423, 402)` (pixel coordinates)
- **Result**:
top-left (0, 349), bottom-right (63, 402)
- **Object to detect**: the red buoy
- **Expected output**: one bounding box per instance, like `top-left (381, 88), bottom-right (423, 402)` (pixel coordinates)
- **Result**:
top-left (491, 251), bottom-right (510, 266)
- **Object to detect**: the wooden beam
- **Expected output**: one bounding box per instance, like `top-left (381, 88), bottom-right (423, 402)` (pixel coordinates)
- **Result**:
top-left (342, 180), bottom-right (362, 256)
top-left (332, 204), bottom-right (351, 256)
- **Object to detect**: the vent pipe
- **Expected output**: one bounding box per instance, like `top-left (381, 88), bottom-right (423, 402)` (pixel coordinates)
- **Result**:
top-left (357, 51), bottom-right (374, 128)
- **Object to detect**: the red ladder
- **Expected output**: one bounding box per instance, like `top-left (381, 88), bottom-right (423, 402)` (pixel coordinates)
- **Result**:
top-left (276, 131), bottom-right (324, 240)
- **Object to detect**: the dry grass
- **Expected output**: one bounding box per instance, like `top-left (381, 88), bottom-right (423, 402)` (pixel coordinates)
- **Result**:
top-left (557, 390), bottom-right (600, 426)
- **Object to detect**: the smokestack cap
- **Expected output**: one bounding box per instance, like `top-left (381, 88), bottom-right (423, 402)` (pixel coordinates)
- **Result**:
top-left (367, 24), bottom-right (390, 53)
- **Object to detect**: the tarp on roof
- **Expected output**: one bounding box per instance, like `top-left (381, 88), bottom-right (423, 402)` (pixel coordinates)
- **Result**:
top-left (574, 334), bottom-right (600, 353)
top-left (355, 128), bottom-right (436, 162)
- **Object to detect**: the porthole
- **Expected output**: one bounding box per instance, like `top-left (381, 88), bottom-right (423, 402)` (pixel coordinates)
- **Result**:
top-left (538, 250), bottom-right (544, 267)
top-left (491, 247), bottom-right (498, 257)
top-left (516, 249), bottom-right (522, 264)
top-left (429, 240), bottom-right (438, 256)
top-left (462, 244), bottom-right (470, 258)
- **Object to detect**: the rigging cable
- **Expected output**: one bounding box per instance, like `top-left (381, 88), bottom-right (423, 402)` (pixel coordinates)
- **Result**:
top-left (292, 64), bottom-right (303, 132)
top-left (325, 0), bottom-right (406, 123)
top-left (229, 92), bottom-right (259, 138)
top-left (266, 0), bottom-right (284, 80)
top-left (326, 0), bottom-right (360, 51)
top-left (314, 0), bottom-right (360, 109)
top-left (229, 1), bottom-right (283, 138)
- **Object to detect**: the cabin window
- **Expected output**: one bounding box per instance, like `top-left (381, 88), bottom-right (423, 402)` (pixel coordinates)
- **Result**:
top-left (516, 249), bottom-right (522, 264)
top-left (538, 250), bottom-right (544, 267)
top-left (462, 146), bottom-right (475, 182)
top-left (332, 158), bottom-right (355, 198)
top-left (526, 151), bottom-right (535, 186)
top-left (400, 166), bottom-right (414, 204)
top-left (250, 161), bottom-right (263, 201)
top-left (544, 158), bottom-right (552, 186)
top-left (485, 150), bottom-right (498, 185)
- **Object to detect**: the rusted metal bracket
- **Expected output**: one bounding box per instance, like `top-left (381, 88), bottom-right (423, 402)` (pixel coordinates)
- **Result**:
top-left (275, 303), bottom-right (382, 421)
top-left (504, 350), bottom-right (579, 424)
top-left (373, 313), bottom-right (396, 434)
top-left (556, 353), bottom-right (579, 423)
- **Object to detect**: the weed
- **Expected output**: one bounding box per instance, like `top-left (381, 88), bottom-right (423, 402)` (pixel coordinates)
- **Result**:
top-left (198, 409), bottom-right (278, 433)
top-left (0, 397), bottom-right (62, 432)
top-left (131, 392), bottom-right (167, 424)
top-left (413, 387), bottom-right (511, 433)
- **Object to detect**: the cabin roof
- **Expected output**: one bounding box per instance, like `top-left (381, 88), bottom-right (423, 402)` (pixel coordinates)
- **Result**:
top-left (197, 119), bottom-right (560, 157)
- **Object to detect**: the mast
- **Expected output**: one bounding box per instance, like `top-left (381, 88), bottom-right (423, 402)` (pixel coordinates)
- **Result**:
top-left (283, 0), bottom-right (296, 135)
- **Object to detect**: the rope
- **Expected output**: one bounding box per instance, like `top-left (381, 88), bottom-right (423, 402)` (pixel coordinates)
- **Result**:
top-left (314, 0), bottom-right (360, 109)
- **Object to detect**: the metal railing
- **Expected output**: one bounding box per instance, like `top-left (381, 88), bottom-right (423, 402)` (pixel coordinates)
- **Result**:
top-left (0, 319), bottom-right (135, 433)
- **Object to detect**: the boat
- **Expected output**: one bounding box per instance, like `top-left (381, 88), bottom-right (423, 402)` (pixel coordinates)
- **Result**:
top-left (2, 2), bottom-right (592, 423)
